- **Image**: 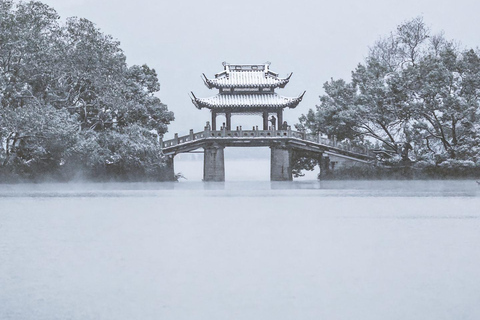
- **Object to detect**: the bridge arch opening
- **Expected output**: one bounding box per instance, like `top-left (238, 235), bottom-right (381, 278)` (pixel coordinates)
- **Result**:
top-left (173, 146), bottom-right (322, 181)
top-left (224, 147), bottom-right (270, 181)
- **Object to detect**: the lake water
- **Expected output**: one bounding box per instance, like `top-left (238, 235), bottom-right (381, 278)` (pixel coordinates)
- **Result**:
top-left (1, 164), bottom-right (480, 319)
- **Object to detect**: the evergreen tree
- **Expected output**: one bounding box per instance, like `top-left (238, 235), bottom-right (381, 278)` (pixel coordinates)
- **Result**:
top-left (0, 0), bottom-right (174, 181)
top-left (299, 17), bottom-right (480, 170)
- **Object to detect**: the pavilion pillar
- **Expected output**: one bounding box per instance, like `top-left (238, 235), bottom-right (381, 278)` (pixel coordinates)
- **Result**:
top-left (277, 109), bottom-right (283, 129)
top-left (203, 144), bottom-right (225, 182)
top-left (263, 111), bottom-right (268, 130)
top-left (226, 112), bottom-right (232, 130)
top-left (211, 111), bottom-right (217, 131)
top-left (270, 143), bottom-right (292, 181)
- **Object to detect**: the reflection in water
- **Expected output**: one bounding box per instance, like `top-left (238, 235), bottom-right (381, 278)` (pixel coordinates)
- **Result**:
top-left (203, 181), bottom-right (226, 190)
top-left (0, 179), bottom-right (479, 198)
top-left (1, 179), bottom-right (480, 320)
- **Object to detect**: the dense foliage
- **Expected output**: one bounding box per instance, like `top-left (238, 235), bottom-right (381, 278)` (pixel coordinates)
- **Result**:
top-left (0, 0), bottom-right (174, 181)
top-left (298, 17), bottom-right (480, 175)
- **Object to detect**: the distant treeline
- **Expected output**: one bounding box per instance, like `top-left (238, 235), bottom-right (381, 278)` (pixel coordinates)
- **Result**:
top-left (315, 165), bottom-right (480, 180)
top-left (295, 17), bottom-right (480, 179)
top-left (0, 1), bottom-right (174, 182)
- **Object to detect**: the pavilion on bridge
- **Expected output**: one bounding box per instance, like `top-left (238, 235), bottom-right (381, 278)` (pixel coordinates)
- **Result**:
top-left (190, 62), bottom-right (305, 130)
top-left (160, 62), bottom-right (373, 181)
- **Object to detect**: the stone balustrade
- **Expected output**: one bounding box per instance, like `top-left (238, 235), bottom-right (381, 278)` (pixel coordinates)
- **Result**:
top-left (161, 126), bottom-right (374, 157)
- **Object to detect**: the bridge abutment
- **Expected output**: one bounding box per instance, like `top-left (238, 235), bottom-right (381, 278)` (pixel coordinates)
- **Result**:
top-left (270, 144), bottom-right (292, 181)
top-left (163, 155), bottom-right (176, 181)
top-left (203, 144), bottom-right (225, 181)
top-left (319, 154), bottom-right (331, 179)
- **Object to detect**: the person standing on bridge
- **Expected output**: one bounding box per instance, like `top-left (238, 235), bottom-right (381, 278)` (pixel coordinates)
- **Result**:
top-left (269, 115), bottom-right (276, 129)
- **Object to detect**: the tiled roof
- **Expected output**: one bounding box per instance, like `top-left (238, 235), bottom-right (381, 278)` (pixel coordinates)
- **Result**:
top-left (203, 71), bottom-right (291, 89)
top-left (191, 92), bottom-right (305, 110)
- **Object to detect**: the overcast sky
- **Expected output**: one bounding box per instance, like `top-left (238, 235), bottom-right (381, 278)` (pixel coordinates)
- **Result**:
top-left (36, 0), bottom-right (480, 134)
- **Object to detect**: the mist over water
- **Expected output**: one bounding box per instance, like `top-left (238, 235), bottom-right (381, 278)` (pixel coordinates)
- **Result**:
top-left (1, 161), bottom-right (480, 320)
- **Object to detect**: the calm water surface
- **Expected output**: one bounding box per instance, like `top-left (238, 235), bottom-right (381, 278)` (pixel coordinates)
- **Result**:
top-left (1, 179), bottom-right (479, 320)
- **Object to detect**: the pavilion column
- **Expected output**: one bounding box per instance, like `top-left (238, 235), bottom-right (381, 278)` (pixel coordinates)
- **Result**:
top-left (203, 143), bottom-right (225, 182)
top-left (277, 109), bottom-right (283, 129)
top-left (263, 111), bottom-right (268, 130)
top-left (226, 112), bottom-right (232, 130)
top-left (211, 111), bottom-right (217, 131)
top-left (270, 143), bottom-right (292, 181)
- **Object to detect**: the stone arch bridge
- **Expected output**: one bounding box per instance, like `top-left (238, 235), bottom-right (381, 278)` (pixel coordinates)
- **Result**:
top-left (161, 125), bottom-right (375, 181)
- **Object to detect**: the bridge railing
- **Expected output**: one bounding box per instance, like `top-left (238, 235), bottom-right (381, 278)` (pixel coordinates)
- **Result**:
top-left (161, 126), bottom-right (375, 157)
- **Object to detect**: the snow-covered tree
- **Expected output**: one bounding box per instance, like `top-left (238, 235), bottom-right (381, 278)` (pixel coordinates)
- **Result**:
top-left (299, 17), bottom-right (480, 167)
top-left (0, 0), bottom-right (174, 180)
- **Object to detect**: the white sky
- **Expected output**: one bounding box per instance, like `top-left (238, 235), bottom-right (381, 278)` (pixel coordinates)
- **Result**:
top-left (37, 0), bottom-right (480, 135)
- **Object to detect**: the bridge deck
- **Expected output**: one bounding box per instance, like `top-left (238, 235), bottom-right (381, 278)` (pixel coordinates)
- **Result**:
top-left (162, 128), bottom-right (375, 163)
